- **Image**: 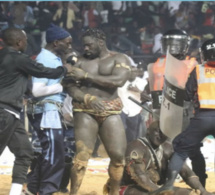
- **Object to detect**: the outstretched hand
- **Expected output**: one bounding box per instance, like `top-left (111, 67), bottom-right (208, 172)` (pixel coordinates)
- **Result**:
top-left (63, 63), bottom-right (75, 73)
top-left (68, 67), bottom-right (87, 80)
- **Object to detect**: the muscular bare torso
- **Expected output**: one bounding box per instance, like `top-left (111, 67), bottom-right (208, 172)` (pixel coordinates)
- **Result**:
top-left (76, 51), bottom-right (130, 100)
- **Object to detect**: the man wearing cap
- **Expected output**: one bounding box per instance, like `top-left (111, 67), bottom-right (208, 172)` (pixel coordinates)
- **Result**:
top-left (24, 24), bottom-right (72, 195)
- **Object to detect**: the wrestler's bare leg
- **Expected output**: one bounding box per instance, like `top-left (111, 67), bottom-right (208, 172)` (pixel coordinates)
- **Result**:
top-left (99, 115), bottom-right (127, 195)
top-left (70, 113), bottom-right (99, 195)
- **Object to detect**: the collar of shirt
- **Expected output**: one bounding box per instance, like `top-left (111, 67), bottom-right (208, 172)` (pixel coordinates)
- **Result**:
top-left (40, 48), bottom-right (61, 62)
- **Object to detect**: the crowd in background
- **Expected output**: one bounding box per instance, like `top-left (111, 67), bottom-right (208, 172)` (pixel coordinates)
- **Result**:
top-left (1, 1), bottom-right (215, 69)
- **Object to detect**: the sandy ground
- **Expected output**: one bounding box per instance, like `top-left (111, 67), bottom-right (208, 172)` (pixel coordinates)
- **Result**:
top-left (0, 169), bottom-right (214, 195)
top-left (0, 140), bottom-right (215, 195)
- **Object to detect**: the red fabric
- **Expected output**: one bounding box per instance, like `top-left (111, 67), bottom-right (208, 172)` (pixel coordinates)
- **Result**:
top-left (88, 8), bottom-right (98, 28)
top-left (119, 186), bottom-right (128, 195)
top-left (141, 42), bottom-right (153, 54)
top-left (203, 9), bottom-right (214, 26)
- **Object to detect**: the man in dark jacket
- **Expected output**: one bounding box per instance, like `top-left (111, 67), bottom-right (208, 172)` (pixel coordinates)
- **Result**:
top-left (0, 27), bottom-right (73, 195)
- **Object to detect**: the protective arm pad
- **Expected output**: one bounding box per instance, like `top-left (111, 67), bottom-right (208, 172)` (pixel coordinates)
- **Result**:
top-left (32, 82), bottom-right (63, 97)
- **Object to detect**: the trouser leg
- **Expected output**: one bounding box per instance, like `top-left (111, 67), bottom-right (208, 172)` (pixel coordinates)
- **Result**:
top-left (8, 119), bottom-right (34, 184)
top-left (27, 114), bottom-right (43, 194)
top-left (38, 129), bottom-right (65, 195)
top-left (27, 114), bottom-right (65, 195)
top-left (60, 161), bottom-right (72, 190)
top-left (189, 144), bottom-right (207, 187)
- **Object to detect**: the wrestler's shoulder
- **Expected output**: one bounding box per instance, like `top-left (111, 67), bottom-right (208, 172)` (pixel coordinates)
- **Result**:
top-left (108, 51), bottom-right (129, 60)
top-left (125, 139), bottom-right (150, 157)
top-left (76, 56), bottom-right (97, 67)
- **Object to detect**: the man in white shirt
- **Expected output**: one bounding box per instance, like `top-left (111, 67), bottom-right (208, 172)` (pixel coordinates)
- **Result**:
top-left (118, 66), bottom-right (147, 143)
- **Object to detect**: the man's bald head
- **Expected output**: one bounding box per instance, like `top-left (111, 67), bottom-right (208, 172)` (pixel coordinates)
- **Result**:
top-left (2, 28), bottom-right (25, 46)
top-left (2, 28), bottom-right (27, 52)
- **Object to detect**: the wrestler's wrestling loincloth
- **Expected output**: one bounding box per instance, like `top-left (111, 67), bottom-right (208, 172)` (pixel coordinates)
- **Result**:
top-left (73, 97), bottom-right (123, 124)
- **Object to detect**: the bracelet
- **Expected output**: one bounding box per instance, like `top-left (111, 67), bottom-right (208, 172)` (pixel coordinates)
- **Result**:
top-left (84, 94), bottom-right (91, 105)
top-left (84, 72), bottom-right (88, 79)
top-left (88, 96), bottom-right (97, 104)
top-left (83, 94), bottom-right (97, 106)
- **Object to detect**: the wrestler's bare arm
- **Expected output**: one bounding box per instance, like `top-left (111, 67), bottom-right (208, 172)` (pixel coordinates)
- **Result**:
top-left (125, 141), bottom-right (159, 192)
top-left (66, 84), bottom-right (85, 103)
top-left (63, 77), bottom-right (106, 112)
top-left (63, 57), bottom-right (87, 101)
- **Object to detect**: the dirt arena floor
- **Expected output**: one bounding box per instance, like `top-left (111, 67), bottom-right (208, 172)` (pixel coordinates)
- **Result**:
top-left (0, 144), bottom-right (215, 195)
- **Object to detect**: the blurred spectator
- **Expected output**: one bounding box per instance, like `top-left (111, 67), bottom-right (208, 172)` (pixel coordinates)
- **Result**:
top-left (126, 20), bottom-right (142, 47)
top-left (118, 64), bottom-right (146, 143)
top-left (100, 2), bottom-right (110, 28)
top-left (111, 15), bottom-right (144, 55)
top-left (82, 2), bottom-right (101, 29)
top-left (168, 1), bottom-right (182, 17)
top-left (175, 2), bottom-right (189, 29)
top-left (140, 25), bottom-right (155, 54)
top-left (152, 26), bottom-right (163, 56)
top-left (34, 2), bottom-right (53, 48)
top-left (68, 1), bottom-right (80, 13)
top-left (24, 2), bottom-right (35, 29)
top-left (70, 19), bottom-right (84, 52)
top-left (111, 1), bottom-right (126, 15)
top-left (53, 2), bottom-right (76, 33)
top-left (133, 2), bottom-right (155, 29)
top-left (110, 33), bottom-right (144, 55)
top-left (0, 2), bottom-right (12, 30)
top-left (202, 2), bottom-right (215, 34)
top-left (10, 2), bottom-right (26, 29)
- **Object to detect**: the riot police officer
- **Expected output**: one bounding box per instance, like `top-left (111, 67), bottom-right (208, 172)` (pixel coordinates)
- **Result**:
top-left (147, 29), bottom-right (207, 187)
top-left (150, 38), bottom-right (215, 195)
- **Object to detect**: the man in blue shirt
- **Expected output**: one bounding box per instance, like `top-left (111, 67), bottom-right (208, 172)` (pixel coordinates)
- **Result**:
top-left (25, 24), bottom-right (72, 195)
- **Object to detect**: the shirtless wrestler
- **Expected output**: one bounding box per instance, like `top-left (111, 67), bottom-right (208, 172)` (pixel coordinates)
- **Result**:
top-left (64, 28), bottom-right (131, 195)
top-left (119, 121), bottom-right (212, 195)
